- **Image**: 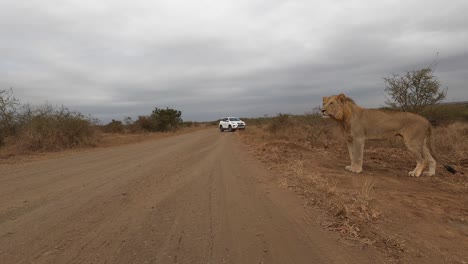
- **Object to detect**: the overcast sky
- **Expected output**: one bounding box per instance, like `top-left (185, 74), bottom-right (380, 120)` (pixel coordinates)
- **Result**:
top-left (1, 0), bottom-right (467, 122)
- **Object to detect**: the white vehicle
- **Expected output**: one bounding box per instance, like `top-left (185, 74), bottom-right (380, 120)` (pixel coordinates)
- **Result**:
top-left (219, 117), bottom-right (246, 132)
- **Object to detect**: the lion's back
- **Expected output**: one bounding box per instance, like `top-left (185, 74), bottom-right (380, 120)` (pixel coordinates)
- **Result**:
top-left (358, 109), bottom-right (429, 138)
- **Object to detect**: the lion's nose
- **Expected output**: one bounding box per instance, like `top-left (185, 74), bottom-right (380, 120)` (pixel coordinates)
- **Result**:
top-left (321, 109), bottom-right (326, 113)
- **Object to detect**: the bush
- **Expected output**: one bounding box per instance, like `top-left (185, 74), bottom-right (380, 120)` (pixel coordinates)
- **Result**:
top-left (133, 116), bottom-right (153, 132)
top-left (1, 89), bottom-right (99, 154)
top-left (104, 119), bottom-right (125, 133)
top-left (129, 108), bottom-right (183, 132)
top-left (150, 107), bottom-right (183, 132)
top-left (12, 105), bottom-right (97, 152)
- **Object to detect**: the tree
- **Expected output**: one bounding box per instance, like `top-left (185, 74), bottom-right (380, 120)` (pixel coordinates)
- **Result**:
top-left (0, 88), bottom-right (20, 145)
top-left (150, 107), bottom-right (183, 132)
top-left (384, 67), bottom-right (447, 115)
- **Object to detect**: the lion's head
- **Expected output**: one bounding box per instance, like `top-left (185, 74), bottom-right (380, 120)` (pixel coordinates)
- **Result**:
top-left (321, 93), bottom-right (355, 120)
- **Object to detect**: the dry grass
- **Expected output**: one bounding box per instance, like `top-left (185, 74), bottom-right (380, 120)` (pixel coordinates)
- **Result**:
top-left (1, 106), bottom-right (99, 156)
top-left (433, 122), bottom-right (468, 159)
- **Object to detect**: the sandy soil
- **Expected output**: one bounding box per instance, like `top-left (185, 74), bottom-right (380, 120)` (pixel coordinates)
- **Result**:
top-left (0, 129), bottom-right (382, 264)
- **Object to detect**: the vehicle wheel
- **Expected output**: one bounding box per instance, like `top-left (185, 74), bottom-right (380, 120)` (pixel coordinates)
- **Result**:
top-left (219, 126), bottom-right (224, 132)
top-left (228, 125), bottom-right (233, 132)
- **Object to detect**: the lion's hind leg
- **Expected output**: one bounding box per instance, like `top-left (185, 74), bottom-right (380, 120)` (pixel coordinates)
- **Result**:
top-left (422, 141), bottom-right (436, 177)
top-left (408, 155), bottom-right (426, 177)
top-left (404, 138), bottom-right (427, 177)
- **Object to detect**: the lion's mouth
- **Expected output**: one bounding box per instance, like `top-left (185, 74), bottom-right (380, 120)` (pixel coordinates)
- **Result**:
top-left (322, 113), bottom-right (330, 119)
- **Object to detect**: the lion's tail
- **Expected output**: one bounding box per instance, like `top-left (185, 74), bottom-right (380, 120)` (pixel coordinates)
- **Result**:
top-left (427, 125), bottom-right (457, 174)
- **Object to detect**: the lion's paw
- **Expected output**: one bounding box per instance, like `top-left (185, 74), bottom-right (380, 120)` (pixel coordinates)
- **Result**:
top-left (422, 171), bottom-right (435, 177)
top-left (408, 171), bottom-right (422, 177)
top-left (345, 166), bottom-right (362, 173)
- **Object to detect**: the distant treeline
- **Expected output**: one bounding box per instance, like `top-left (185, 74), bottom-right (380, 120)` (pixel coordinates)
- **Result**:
top-left (0, 88), bottom-right (189, 155)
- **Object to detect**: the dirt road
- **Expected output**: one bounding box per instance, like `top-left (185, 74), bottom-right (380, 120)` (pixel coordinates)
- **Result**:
top-left (0, 129), bottom-right (380, 264)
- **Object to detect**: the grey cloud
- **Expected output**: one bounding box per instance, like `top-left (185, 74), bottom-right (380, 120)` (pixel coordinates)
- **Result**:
top-left (1, 0), bottom-right (468, 122)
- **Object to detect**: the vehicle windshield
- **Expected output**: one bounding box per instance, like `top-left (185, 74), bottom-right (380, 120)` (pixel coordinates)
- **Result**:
top-left (229, 118), bottom-right (240, 121)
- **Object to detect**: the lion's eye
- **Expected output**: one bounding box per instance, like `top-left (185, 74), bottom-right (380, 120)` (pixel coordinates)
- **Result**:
top-left (329, 102), bottom-right (334, 105)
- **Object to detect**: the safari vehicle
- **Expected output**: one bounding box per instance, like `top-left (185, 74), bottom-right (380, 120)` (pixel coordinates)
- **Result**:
top-left (219, 117), bottom-right (246, 132)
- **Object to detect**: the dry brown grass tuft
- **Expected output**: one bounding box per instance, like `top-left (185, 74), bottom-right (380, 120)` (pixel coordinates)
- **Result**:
top-left (350, 177), bottom-right (380, 221)
top-left (433, 122), bottom-right (468, 159)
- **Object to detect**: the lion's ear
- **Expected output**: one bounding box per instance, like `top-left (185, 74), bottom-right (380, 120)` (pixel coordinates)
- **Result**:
top-left (337, 93), bottom-right (346, 103)
top-left (322, 96), bottom-right (329, 103)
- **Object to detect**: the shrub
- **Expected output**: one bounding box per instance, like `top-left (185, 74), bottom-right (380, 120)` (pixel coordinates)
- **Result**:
top-left (133, 116), bottom-right (153, 132)
top-left (104, 119), bottom-right (125, 133)
top-left (150, 107), bottom-right (183, 132)
top-left (1, 88), bottom-right (99, 154)
top-left (12, 105), bottom-right (97, 152)
top-left (129, 108), bottom-right (183, 132)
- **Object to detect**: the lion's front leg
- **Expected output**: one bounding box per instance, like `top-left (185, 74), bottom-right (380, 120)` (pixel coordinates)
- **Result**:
top-left (345, 137), bottom-right (364, 173)
top-left (345, 140), bottom-right (354, 171)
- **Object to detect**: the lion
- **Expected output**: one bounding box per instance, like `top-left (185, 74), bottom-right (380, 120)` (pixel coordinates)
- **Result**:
top-left (321, 93), bottom-right (456, 177)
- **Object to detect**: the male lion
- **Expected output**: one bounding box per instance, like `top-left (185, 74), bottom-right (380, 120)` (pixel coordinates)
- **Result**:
top-left (321, 93), bottom-right (455, 177)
